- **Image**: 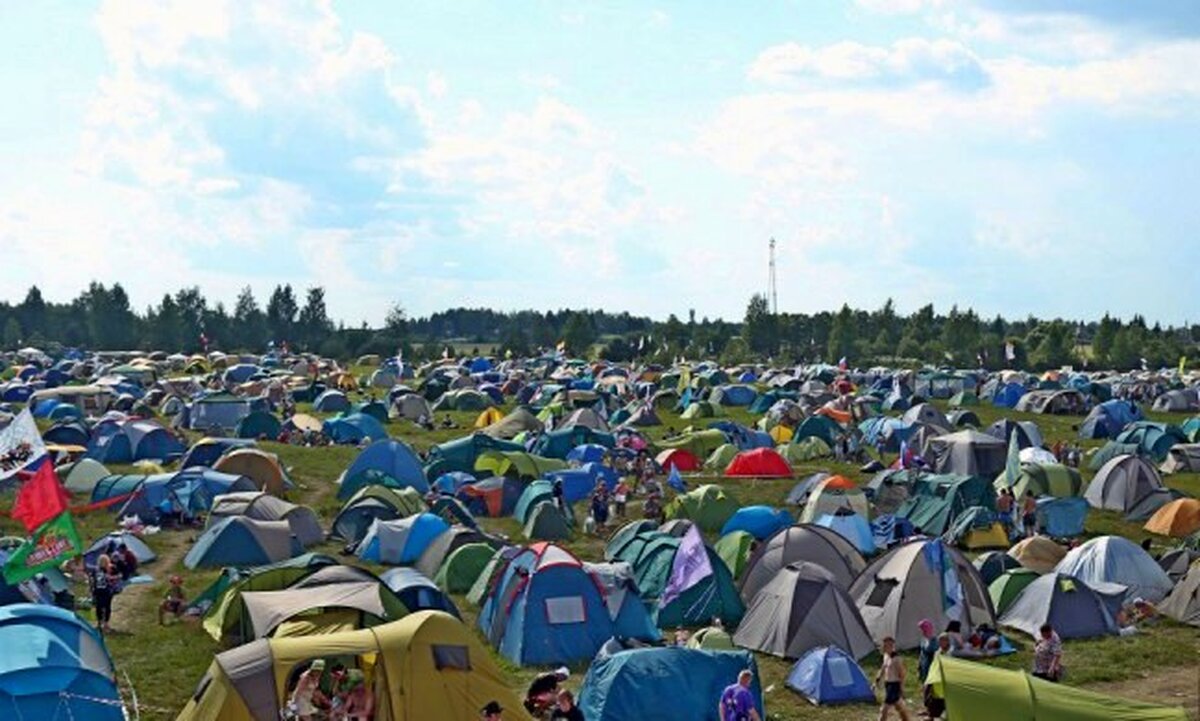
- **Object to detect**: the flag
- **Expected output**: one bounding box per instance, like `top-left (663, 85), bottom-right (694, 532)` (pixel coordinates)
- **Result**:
top-left (677, 367), bottom-right (691, 393)
top-left (1004, 430), bottom-right (1021, 488)
top-left (667, 465), bottom-right (686, 492)
top-left (1180, 356), bottom-right (1187, 375)
top-left (0, 410), bottom-right (47, 482)
top-left (660, 526), bottom-right (713, 608)
top-left (1004, 342), bottom-right (1016, 362)
top-left (922, 540), bottom-right (963, 621)
top-left (11, 461), bottom-right (68, 533)
top-left (2, 512), bottom-right (83, 585)
top-left (1140, 357), bottom-right (1148, 371)
top-left (638, 336), bottom-right (645, 351)
top-left (838, 356), bottom-right (848, 371)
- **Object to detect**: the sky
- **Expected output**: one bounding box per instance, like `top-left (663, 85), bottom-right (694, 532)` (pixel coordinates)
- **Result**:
top-left (1, 0), bottom-right (1198, 327)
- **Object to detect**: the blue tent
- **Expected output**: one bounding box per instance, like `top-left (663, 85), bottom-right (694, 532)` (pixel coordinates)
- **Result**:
top-left (341, 439), bottom-right (427, 496)
top-left (432, 471), bottom-right (476, 495)
top-left (47, 404), bottom-right (81, 421)
top-left (324, 413), bottom-right (389, 445)
top-left (1079, 400), bottom-right (1143, 440)
top-left (356, 513), bottom-right (449, 564)
top-left (43, 421), bottom-right (90, 448)
top-left (786, 646), bottom-right (875, 705)
top-left (235, 411), bottom-right (282, 440)
top-left (543, 464), bottom-right (618, 503)
top-left (709, 421), bottom-right (774, 450)
top-left (992, 382), bottom-right (1026, 408)
top-left (223, 364), bottom-right (260, 383)
top-left (184, 517), bottom-right (302, 569)
top-left (313, 389), bottom-right (351, 413)
top-left (86, 420), bottom-right (184, 462)
top-left (566, 443), bottom-right (609, 464)
top-left (379, 567), bottom-right (460, 618)
top-left (579, 647), bottom-right (763, 721)
top-left (815, 512), bottom-right (877, 554)
top-left (721, 506), bottom-right (793, 540)
top-left (0, 604), bottom-right (124, 720)
top-left (533, 426), bottom-right (615, 459)
top-left (180, 438), bottom-right (256, 469)
top-left (1036, 496), bottom-right (1089, 538)
top-left (31, 398), bottom-right (62, 418)
top-left (713, 384), bottom-right (757, 406)
top-left (478, 543), bottom-right (659, 665)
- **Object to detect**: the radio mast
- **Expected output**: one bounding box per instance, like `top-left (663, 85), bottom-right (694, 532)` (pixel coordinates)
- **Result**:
top-left (768, 237), bottom-right (778, 314)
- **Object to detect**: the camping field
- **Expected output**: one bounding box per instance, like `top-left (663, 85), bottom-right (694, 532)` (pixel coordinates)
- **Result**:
top-left (5, 399), bottom-right (1199, 720)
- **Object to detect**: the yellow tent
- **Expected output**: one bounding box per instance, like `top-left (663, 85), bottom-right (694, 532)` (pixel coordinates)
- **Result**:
top-left (179, 611), bottom-right (530, 721)
top-left (474, 407), bottom-right (504, 429)
top-left (768, 424), bottom-right (794, 444)
top-left (214, 449), bottom-right (288, 496)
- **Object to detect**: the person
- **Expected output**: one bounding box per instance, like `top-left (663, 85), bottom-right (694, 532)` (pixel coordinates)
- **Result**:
top-left (118, 544), bottom-right (138, 580)
top-left (943, 620), bottom-right (966, 655)
top-left (1032, 623), bottom-right (1063, 682)
top-left (916, 619), bottom-right (938, 683)
top-left (552, 479), bottom-right (566, 512)
top-left (922, 634), bottom-right (952, 719)
top-left (339, 669), bottom-right (374, 721)
top-left (526, 668), bottom-right (570, 714)
top-left (90, 554), bottom-right (118, 634)
top-left (1021, 491), bottom-right (1039, 537)
top-left (613, 479), bottom-right (629, 518)
top-left (719, 669), bottom-right (760, 721)
top-left (288, 659), bottom-right (329, 720)
top-left (995, 489), bottom-right (1014, 531)
top-left (481, 701), bottom-right (504, 720)
top-left (549, 689), bottom-right (585, 721)
top-left (159, 575), bottom-right (187, 625)
top-left (874, 636), bottom-right (912, 721)
top-left (643, 492), bottom-right (664, 523)
top-left (590, 490), bottom-right (609, 531)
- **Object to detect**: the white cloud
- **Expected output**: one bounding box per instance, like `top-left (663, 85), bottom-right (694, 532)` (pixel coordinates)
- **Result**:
top-left (748, 38), bottom-right (988, 89)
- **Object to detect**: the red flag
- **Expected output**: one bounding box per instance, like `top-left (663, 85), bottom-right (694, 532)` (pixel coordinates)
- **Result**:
top-left (11, 461), bottom-right (69, 533)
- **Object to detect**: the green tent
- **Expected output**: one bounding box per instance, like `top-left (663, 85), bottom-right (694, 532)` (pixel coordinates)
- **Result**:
top-left (950, 390), bottom-right (980, 407)
top-left (656, 429), bottom-right (729, 461)
top-left (996, 464), bottom-right (1083, 498)
top-left (200, 554), bottom-right (341, 641)
top-left (665, 484), bottom-right (740, 533)
top-left (927, 655), bottom-right (1187, 720)
top-left (793, 415), bottom-right (843, 447)
top-left (988, 568), bottom-right (1041, 615)
top-left (474, 450), bottom-right (566, 480)
top-left (524, 501), bottom-right (573, 541)
top-left (779, 437), bottom-right (831, 463)
top-left (680, 401), bottom-right (723, 419)
top-left (612, 530), bottom-right (745, 627)
top-left (466, 547), bottom-right (517, 607)
top-left (434, 542), bottom-right (495, 594)
top-left (1087, 442), bottom-right (1142, 471)
top-left (896, 474), bottom-right (995, 537)
top-left (714, 530), bottom-right (755, 580)
top-left (705, 443), bottom-right (740, 471)
top-left (605, 520), bottom-right (659, 560)
top-left (687, 626), bottom-right (735, 650)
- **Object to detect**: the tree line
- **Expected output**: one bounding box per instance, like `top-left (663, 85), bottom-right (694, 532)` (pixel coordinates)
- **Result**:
top-left (0, 284), bottom-right (1194, 372)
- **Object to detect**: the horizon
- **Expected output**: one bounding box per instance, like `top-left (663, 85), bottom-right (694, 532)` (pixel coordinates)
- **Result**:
top-left (3, 1), bottom-right (1199, 326)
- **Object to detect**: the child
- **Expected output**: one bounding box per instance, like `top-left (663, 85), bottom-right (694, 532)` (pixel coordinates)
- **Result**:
top-left (613, 480), bottom-right (629, 518)
top-left (159, 575), bottom-right (187, 625)
top-left (875, 637), bottom-right (912, 721)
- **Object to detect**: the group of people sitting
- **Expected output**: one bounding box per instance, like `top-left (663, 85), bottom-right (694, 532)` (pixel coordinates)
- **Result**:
top-left (285, 659), bottom-right (375, 721)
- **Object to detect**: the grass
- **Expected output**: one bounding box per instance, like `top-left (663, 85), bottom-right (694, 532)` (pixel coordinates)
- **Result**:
top-left (4, 391), bottom-right (1199, 719)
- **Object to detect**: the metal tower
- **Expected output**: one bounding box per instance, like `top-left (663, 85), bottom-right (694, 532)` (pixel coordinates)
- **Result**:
top-left (768, 237), bottom-right (778, 314)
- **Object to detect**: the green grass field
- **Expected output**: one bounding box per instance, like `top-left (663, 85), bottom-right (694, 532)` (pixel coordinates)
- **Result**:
top-left (5, 396), bottom-right (1199, 720)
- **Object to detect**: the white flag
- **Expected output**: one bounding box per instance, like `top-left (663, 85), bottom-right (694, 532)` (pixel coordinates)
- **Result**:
top-left (0, 410), bottom-right (48, 481)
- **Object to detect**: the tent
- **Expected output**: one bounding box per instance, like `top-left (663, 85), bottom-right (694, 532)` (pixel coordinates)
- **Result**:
top-left (1085, 455), bottom-right (1166, 513)
top-left (926, 429), bottom-right (1007, 477)
top-left (179, 612), bottom-right (529, 721)
top-left (686, 626), bottom-right (735, 650)
top-left (331, 486), bottom-right (426, 545)
top-left (457, 475), bottom-right (523, 518)
top-left (734, 561), bottom-right (875, 660)
top-left (59, 458), bottom-right (109, 494)
top-left (925, 654), bottom-right (1187, 721)
top-left (740, 524), bottom-right (866, 602)
top-left (356, 514), bottom-right (450, 565)
top-left (578, 647), bottom-right (763, 721)
top-left (1036, 497), bottom-right (1089, 538)
top-left (1008, 536), bottom-right (1067, 574)
top-left (849, 538), bottom-right (996, 649)
top-left (434, 542), bottom-right (494, 593)
top-left (391, 393), bottom-right (435, 423)
top-left (379, 567), bottom-right (459, 618)
top-left (1144, 498), bottom-right (1200, 538)
top-left (781, 436), bottom-right (833, 462)
top-left (197, 554), bottom-right (340, 638)
top-left (83, 530), bottom-right (157, 569)
top-left (1114, 422), bottom-right (1187, 462)
top-left (895, 473), bottom-right (995, 537)
top-left (655, 447), bottom-right (700, 472)
top-left (1159, 560), bottom-right (1200, 626)
top-left (720, 505), bottom-right (793, 540)
top-left (786, 646), bottom-right (876, 706)
top-left (975, 550), bottom-right (1022, 585)
top-left (235, 571), bottom-right (409, 640)
top-left (903, 402), bottom-right (952, 430)
top-left (0, 604), bottom-right (124, 721)
top-left (208, 492), bottom-right (324, 547)
top-left (312, 389), bottom-right (350, 413)
top-left (414, 525), bottom-right (502, 579)
top-left (785, 471), bottom-right (832, 507)
top-left (323, 413), bottom-right (389, 445)
top-left (723, 447), bottom-right (793, 478)
top-left (234, 410), bottom-right (281, 440)
top-left (1054, 535), bottom-right (1173, 603)
top-left (1079, 399), bottom-right (1143, 439)
top-left (180, 437), bottom-right (256, 470)
top-left (814, 510), bottom-right (877, 554)
top-left (524, 501), bottom-right (573, 541)
top-left (988, 568), bottom-right (1041, 615)
top-left (477, 543), bottom-right (659, 665)
top-left (664, 484), bottom-right (740, 533)
top-left (213, 449), bottom-right (289, 496)
top-left (943, 506), bottom-right (1009, 550)
top-left (985, 419), bottom-right (1043, 450)
top-left (473, 450), bottom-right (567, 480)
top-left (714, 530), bottom-right (756, 579)
top-left (340, 439), bottom-right (429, 499)
top-left (184, 517), bottom-right (302, 570)
top-left (998, 464), bottom-right (1083, 498)
top-left (608, 529), bottom-right (745, 627)
top-left (1160, 443), bottom-right (1200, 474)
top-left (799, 475), bottom-right (869, 523)
top-left (999, 573), bottom-right (1123, 640)
top-left (794, 414), bottom-right (844, 447)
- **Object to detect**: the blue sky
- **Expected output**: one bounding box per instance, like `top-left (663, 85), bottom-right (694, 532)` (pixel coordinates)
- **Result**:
top-left (1, 0), bottom-right (1197, 326)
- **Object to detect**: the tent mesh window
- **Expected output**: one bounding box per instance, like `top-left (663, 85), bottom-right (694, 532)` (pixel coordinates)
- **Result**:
top-left (544, 596), bottom-right (587, 624)
top-left (432, 644), bottom-right (472, 671)
top-left (866, 579), bottom-right (898, 607)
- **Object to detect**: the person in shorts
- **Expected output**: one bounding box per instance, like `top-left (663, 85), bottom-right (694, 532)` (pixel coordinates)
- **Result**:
top-left (874, 636), bottom-right (912, 720)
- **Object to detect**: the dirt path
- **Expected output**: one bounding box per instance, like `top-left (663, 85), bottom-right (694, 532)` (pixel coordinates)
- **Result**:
top-left (109, 531), bottom-right (191, 631)
top-left (1085, 665), bottom-right (1200, 719)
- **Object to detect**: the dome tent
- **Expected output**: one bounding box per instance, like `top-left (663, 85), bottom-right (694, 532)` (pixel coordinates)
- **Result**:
top-left (786, 646), bottom-right (876, 706)
top-left (740, 524), bottom-right (866, 602)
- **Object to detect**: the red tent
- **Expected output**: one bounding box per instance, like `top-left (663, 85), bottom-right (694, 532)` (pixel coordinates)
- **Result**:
top-left (723, 447), bottom-right (793, 478)
top-left (655, 448), bottom-right (700, 473)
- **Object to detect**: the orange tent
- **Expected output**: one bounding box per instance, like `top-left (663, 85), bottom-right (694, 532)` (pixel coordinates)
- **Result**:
top-left (816, 406), bottom-right (853, 424)
top-left (1144, 498), bottom-right (1200, 538)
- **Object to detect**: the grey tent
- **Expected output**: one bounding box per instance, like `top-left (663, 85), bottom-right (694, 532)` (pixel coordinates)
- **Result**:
top-left (849, 538), bottom-right (996, 650)
top-left (1159, 444), bottom-right (1200, 474)
top-left (413, 525), bottom-right (502, 579)
top-left (925, 429), bottom-right (1007, 477)
top-left (560, 408), bottom-right (610, 432)
top-left (1054, 535), bottom-right (1174, 603)
top-left (1085, 455), bottom-right (1166, 513)
top-left (1158, 548), bottom-right (1198, 583)
top-left (1159, 560), bottom-right (1200, 626)
top-left (733, 562), bottom-right (875, 660)
top-left (901, 403), bottom-right (951, 432)
top-left (237, 581), bottom-right (397, 639)
top-left (999, 573), bottom-right (1123, 640)
top-left (739, 525), bottom-right (866, 603)
top-left (1152, 389), bottom-right (1198, 413)
top-left (208, 492), bottom-right (324, 547)
top-left (620, 404), bottom-right (661, 428)
top-left (482, 407), bottom-right (544, 439)
top-left (391, 394), bottom-right (434, 422)
top-left (524, 501), bottom-right (573, 541)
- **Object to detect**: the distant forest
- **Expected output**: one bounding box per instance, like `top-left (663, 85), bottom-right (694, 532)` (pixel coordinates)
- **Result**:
top-left (0, 283), bottom-right (1195, 372)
